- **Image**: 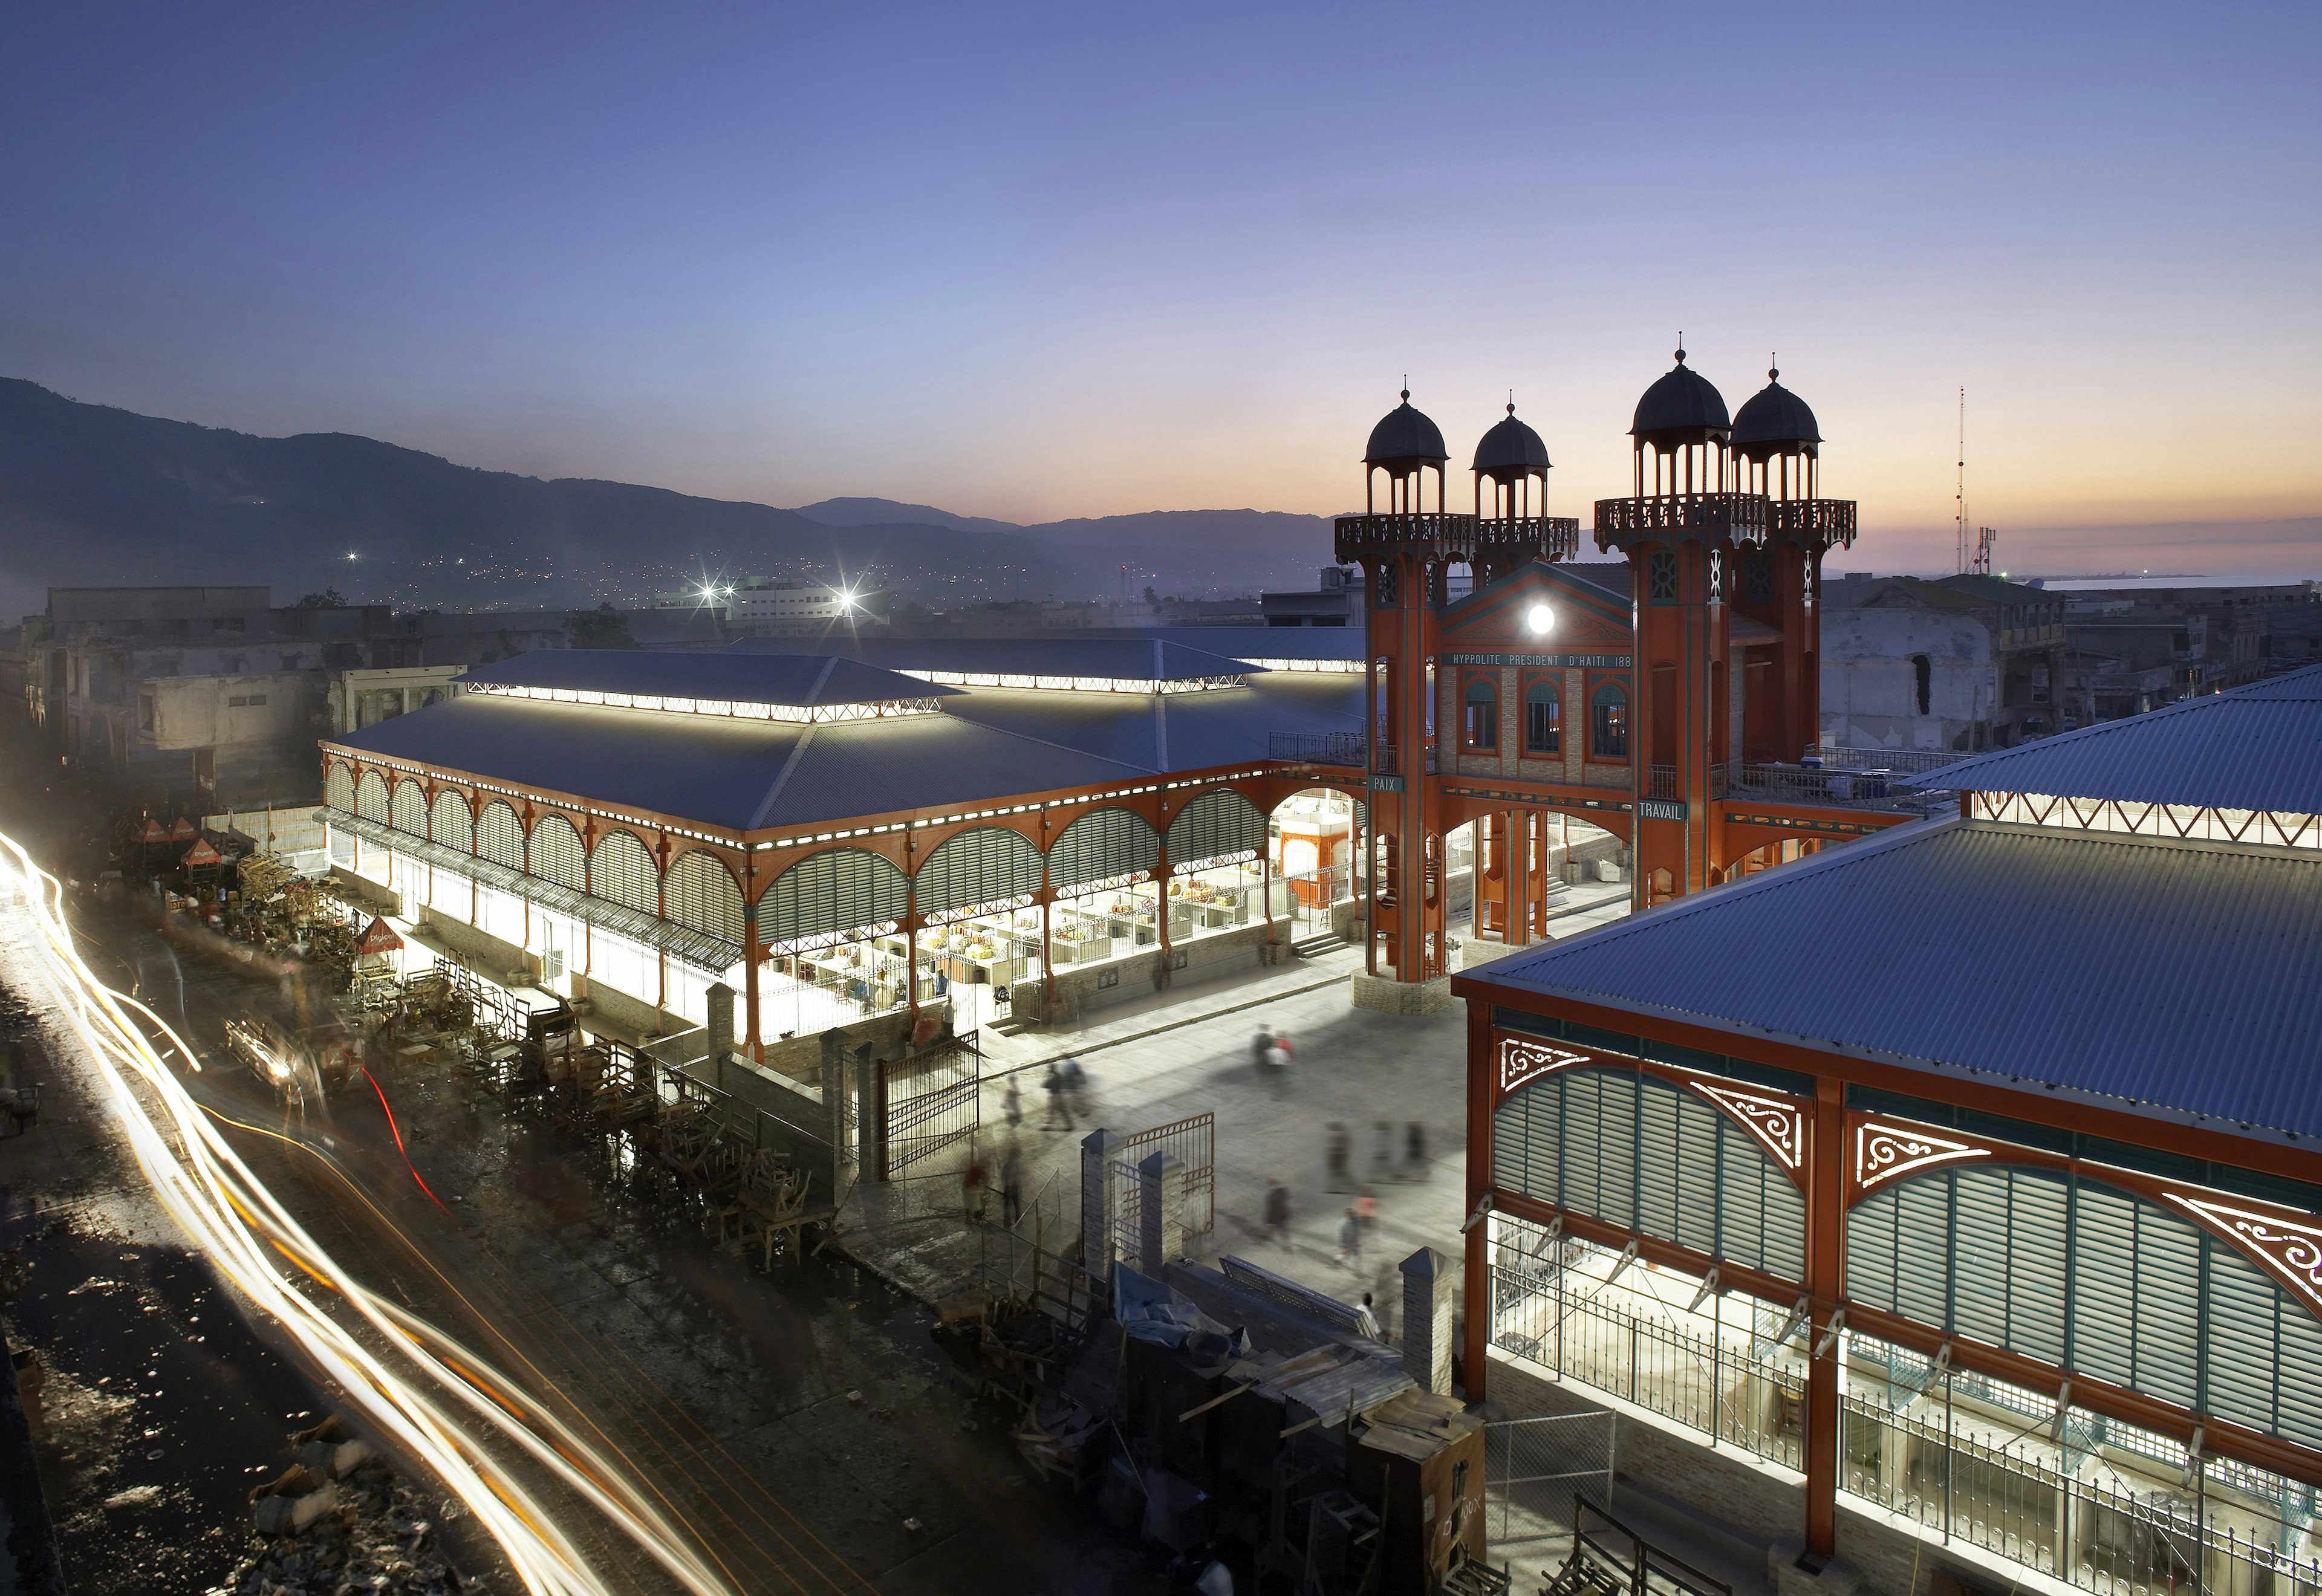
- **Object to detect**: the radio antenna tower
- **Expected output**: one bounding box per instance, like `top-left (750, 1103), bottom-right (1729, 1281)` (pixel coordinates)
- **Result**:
top-left (1954, 388), bottom-right (1967, 574)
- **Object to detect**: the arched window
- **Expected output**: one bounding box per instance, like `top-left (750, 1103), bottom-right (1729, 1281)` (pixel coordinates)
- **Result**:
top-left (1524, 680), bottom-right (1561, 755)
top-left (1590, 681), bottom-right (1628, 759)
top-left (476, 800), bottom-right (525, 870)
top-left (1048, 807), bottom-right (1160, 890)
top-left (665, 851), bottom-right (745, 944)
top-left (325, 764), bottom-right (354, 813)
top-left (591, 829), bottom-right (659, 915)
top-left (355, 768), bottom-right (389, 822)
top-left (389, 780), bottom-right (428, 837)
top-left (531, 814), bottom-right (585, 890)
top-left (430, 789), bottom-right (472, 852)
top-left (1462, 676), bottom-right (1497, 750)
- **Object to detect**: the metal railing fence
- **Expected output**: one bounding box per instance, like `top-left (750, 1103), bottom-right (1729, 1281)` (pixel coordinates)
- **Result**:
top-left (1840, 1393), bottom-right (2322, 1596)
top-left (1489, 1260), bottom-right (1806, 1474)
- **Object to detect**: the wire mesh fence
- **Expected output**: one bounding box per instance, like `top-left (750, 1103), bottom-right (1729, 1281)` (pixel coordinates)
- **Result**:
top-left (1485, 1410), bottom-right (1618, 1566)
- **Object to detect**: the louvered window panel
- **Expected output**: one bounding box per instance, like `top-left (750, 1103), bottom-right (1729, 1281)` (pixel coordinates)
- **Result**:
top-left (476, 802), bottom-right (525, 870)
top-left (1049, 807), bottom-right (1160, 888)
top-left (1673, 1097), bottom-right (1720, 1257)
top-left (530, 815), bottom-right (585, 890)
top-left (1891, 1178), bottom-right (1953, 1329)
top-left (2067, 1184), bottom-right (2140, 1393)
top-left (764, 848), bottom-right (907, 942)
top-left (1490, 1066), bottom-right (1804, 1285)
top-left (2006, 1172), bottom-right (2069, 1365)
top-left (2205, 1245), bottom-right (2279, 1438)
top-left (1840, 1166), bottom-right (2322, 1444)
top-left (1165, 790), bottom-right (1266, 863)
top-left (1633, 1085), bottom-right (1682, 1244)
top-left (665, 851), bottom-right (745, 944)
top-left (431, 790), bottom-right (472, 852)
top-left (2132, 1210), bottom-right (2202, 1409)
top-left (915, 826), bottom-right (1042, 914)
top-left (326, 765), bottom-right (354, 813)
top-left (1951, 1170), bottom-right (2012, 1350)
top-left (1848, 1193), bottom-right (1900, 1315)
top-left (2275, 1294), bottom-right (2322, 1449)
top-left (390, 781), bottom-right (427, 837)
top-left (356, 770), bottom-right (389, 822)
top-left (592, 829), bottom-right (659, 915)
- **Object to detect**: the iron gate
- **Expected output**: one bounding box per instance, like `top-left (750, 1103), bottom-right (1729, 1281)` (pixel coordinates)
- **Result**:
top-left (884, 1030), bottom-right (981, 1174)
top-left (1118, 1111), bottom-right (1214, 1236)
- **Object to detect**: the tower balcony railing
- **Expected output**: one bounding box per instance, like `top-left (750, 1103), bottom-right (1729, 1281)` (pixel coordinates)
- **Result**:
top-left (1592, 493), bottom-right (1769, 551)
top-left (1768, 497), bottom-right (1859, 551)
top-left (1333, 512), bottom-right (1581, 566)
top-left (1473, 515), bottom-right (1582, 563)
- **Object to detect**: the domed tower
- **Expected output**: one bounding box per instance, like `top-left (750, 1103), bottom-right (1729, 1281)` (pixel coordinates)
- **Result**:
top-left (1363, 388), bottom-right (1449, 515)
top-left (1469, 400), bottom-right (1577, 583)
top-left (1729, 358), bottom-right (1821, 498)
top-left (1594, 342), bottom-right (1758, 909)
top-left (1336, 387), bottom-right (1453, 984)
top-left (1335, 386), bottom-right (1584, 987)
top-left (1472, 401), bottom-right (1549, 517)
top-left (1628, 343), bottom-right (1732, 498)
top-left (1728, 360), bottom-right (1858, 764)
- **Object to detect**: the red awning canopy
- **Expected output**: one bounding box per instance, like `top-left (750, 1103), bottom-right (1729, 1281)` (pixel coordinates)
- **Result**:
top-left (167, 817), bottom-right (198, 841)
top-left (181, 838), bottom-right (223, 868)
top-left (136, 819), bottom-right (168, 843)
top-left (356, 916), bottom-right (405, 955)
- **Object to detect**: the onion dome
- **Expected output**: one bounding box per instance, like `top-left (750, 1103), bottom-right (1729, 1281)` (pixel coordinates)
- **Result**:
top-left (1365, 388), bottom-right (1449, 467)
top-left (1472, 402), bottom-right (1550, 475)
top-left (1730, 360), bottom-right (1823, 461)
top-left (1630, 342), bottom-right (1730, 447)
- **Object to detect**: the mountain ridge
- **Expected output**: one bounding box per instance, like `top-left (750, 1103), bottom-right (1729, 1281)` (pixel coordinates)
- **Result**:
top-left (0, 378), bottom-right (1333, 617)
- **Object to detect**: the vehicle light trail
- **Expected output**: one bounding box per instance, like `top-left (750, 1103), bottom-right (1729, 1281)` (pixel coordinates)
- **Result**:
top-left (0, 831), bottom-right (740, 1596)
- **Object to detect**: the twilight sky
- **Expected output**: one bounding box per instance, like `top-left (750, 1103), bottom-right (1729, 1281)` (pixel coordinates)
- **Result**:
top-left (2, 2), bottom-right (2315, 577)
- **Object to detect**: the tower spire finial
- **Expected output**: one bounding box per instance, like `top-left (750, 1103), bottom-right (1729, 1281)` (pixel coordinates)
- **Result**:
top-left (1674, 333), bottom-right (1686, 365)
top-left (1400, 372), bottom-right (1410, 402)
top-left (1769, 351), bottom-right (1779, 381)
top-left (1507, 388), bottom-right (1515, 416)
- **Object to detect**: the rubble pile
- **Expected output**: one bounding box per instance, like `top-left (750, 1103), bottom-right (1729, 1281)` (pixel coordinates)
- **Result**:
top-left (215, 1416), bottom-right (478, 1595)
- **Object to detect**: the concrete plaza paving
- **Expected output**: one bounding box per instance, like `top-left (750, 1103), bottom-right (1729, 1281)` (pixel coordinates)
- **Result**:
top-left (841, 882), bottom-right (1636, 1337)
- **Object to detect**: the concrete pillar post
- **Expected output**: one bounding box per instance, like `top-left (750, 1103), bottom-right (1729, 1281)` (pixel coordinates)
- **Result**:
top-left (1400, 1246), bottom-right (1455, 1391)
top-left (1080, 1129), bottom-right (1120, 1274)
top-left (818, 1028), bottom-right (850, 1192)
top-left (704, 982), bottom-right (735, 1083)
top-left (1136, 1151), bottom-right (1184, 1273)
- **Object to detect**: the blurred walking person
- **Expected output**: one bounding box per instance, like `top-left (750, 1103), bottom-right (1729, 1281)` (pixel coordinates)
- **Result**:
top-left (1263, 1177), bottom-right (1290, 1245)
top-left (1001, 1141), bottom-right (1024, 1227)
top-left (1041, 1062), bottom-right (1074, 1130)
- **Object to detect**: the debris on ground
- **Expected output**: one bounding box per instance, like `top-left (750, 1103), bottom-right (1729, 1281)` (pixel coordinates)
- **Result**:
top-left (213, 1413), bottom-right (477, 1595)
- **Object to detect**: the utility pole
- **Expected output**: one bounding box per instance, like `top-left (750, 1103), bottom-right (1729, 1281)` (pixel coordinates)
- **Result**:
top-left (1955, 388), bottom-right (1967, 575)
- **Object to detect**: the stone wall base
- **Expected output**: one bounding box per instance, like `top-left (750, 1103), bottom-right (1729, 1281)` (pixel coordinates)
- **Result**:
top-left (1349, 972), bottom-right (1454, 1015)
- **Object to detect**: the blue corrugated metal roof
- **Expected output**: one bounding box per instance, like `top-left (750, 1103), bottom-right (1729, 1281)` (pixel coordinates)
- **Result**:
top-left (328, 693), bottom-right (1151, 831)
top-left (726, 635), bottom-right (1269, 682)
top-left (2228, 663), bottom-right (2322, 701)
top-left (1898, 661), bottom-right (2322, 811)
top-left (938, 674), bottom-right (1361, 771)
top-left (1460, 817), bottom-right (2322, 1143)
top-left (463, 648), bottom-right (955, 706)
